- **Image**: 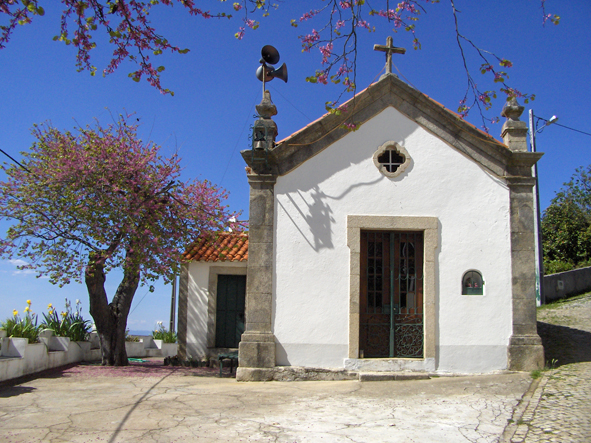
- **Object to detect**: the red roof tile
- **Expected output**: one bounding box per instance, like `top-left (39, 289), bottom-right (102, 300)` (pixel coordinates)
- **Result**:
top-left (184, 233), bottom-right (248, 262)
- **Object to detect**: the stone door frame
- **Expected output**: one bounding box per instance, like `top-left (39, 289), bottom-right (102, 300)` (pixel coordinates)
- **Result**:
top-left (207, 266), bottom-right (248, 349)
top-left (347, 215), bottom-right (438, 370)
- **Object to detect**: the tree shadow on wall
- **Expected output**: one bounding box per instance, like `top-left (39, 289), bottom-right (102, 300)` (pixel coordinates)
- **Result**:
top-left (537, 321), bottom-right (591, 367)
top-left (303, 186), bottom-right (335, 251)
top-left (283, 178), bottom-right (384, 252)
top-left (284, 186), bottom-right (335, 252)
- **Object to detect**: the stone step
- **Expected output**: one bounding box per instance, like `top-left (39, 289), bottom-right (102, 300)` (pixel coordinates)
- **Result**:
top-left (358, 372), bottom-right (431, 382)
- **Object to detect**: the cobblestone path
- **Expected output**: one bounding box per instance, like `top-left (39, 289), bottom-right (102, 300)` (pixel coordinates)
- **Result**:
top-left (507, 293), bottom-right (591, 443)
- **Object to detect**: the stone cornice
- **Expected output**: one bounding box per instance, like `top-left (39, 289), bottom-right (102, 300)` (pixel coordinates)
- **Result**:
top-left (246, 173), bottom-right (277, 185)
top-left (505, 176), bottom-right (537, 187)
top-left (268, 74), bottom-right (522, 179)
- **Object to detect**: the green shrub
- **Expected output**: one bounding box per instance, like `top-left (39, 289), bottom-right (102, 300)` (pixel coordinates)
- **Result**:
top-left (40, 299), bottom-right (91, 342)
top-left (544, 260), bottom-right (575, 275)
top-left (575, 258), bottom-right (591, 269)
top-left (153, 321), bottom-right (177, 343)
top-left (1, 300), bottom-right (41, 343)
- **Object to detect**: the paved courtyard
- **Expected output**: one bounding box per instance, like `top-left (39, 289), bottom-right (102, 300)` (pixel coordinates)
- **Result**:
top-left (0, 366), bottom-right (531, 443)
top-left (509, 362), bottom-right (591, 443)
top-left (0, 293), bottom-right (589, 442)
top-left (507, 293), bottom-right (591, 443)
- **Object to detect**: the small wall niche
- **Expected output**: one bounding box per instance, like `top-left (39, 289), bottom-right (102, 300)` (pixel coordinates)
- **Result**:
top-left (462, 270), bottom-right (484, 295)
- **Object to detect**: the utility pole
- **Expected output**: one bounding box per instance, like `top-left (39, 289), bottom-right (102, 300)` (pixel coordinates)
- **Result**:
top-left (528, 109), bottom-right (558, 306)
top-left (169, 274), bottom-right (177, 333)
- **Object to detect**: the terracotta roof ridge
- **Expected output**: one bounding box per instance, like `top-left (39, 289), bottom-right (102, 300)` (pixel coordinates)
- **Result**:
top-left (184, 232), bottom-right (249, 263)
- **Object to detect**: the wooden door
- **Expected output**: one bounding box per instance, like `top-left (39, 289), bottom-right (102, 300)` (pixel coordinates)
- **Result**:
top-left (360, 231), bottom-right (424, 358)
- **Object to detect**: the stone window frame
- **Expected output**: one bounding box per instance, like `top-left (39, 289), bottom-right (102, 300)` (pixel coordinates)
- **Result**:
top-left (347, 215), bottom-right (438, 362)
top-left (373, 141), bottom-right (412, 178)
top-left (206, 266), bottom-right (247, 349)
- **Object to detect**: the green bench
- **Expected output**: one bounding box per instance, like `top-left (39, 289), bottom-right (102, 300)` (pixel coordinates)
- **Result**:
top-left (217, 351), bottom-right (238, 377)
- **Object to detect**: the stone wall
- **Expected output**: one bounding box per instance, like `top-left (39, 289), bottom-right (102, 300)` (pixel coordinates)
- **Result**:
top-left (543, 266), bottom-right (591, 303)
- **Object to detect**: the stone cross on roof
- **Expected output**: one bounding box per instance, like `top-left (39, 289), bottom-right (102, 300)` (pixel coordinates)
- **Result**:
top-left (373, 36), bottom-right (406, 75)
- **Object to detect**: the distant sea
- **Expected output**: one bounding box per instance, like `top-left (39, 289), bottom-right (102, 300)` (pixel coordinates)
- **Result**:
top-left (128, 330), bottom-right (153, 336)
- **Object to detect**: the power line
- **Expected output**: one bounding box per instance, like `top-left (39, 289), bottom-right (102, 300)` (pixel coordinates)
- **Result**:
top-left (0, 148), bottom-right (30, 173)
top-left (129, 285), bottom-right (155, 316)
top-left (553, 122), bottom-right (591, 138)
top-left (269, 85), bottom-right (313, 121)
top-left (536, 117), bottom-right (591, 138)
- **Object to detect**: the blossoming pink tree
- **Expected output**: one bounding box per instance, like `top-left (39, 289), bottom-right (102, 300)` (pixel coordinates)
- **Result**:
top-left (1, 1), bottom-right (559, 127)
top-left (0, 115), bottom-right (239, 365)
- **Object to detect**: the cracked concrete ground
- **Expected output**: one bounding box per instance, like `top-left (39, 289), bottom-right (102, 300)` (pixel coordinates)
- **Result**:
top-left (0, 369), bottom-right (532, 443)
top-left (4, 294), bottom-right (589, 443)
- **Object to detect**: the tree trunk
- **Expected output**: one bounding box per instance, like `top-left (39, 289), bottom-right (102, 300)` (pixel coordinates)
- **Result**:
top-left (85, 256), bottom-right (140, 366)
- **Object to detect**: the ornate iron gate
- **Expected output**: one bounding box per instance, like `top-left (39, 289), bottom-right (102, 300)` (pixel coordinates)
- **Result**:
top-left (359, 231), bottom-right (424, 358)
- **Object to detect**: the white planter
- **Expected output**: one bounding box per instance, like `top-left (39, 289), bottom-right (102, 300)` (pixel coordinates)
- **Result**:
top-left (45, 336), bottom-right (70, 352)
top-left (39, 329), bottom-right (54, 339)
top-left (140, 336), bottom-right (156, 349)
top-left (0, 330), bottom-right (6, 354)
top-left (161, 343), bottom-right (178, 358)
top-left (125, 341), bottom-right (146, 357)
top-left (1, 337), bottom-right (28, 358)
top-left (89, 332), bottom-right (100, 349)
top-left (25, 343), bottom-right (48, 373)
top-left (68, 341), bottom-right (91, 363)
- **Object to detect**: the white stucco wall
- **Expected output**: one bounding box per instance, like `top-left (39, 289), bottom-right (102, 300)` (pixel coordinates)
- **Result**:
top-left (273, 106), bottom-right (513, 373)
top-left (186, 261), bottom-right (247, 359)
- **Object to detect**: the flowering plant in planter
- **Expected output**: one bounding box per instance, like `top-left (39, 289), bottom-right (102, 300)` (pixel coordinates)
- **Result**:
top-left (125, 329), bottom-right (140, 342)
top-left (41, 298), bottom-right (91, 342)
top-left (1, 300), bottom-right (41, 342)
top-left (152, 321), bottom-right (177, 344)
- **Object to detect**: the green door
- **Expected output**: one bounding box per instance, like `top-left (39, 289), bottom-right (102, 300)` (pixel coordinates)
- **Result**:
top-left (215, 275), bottom-right (246, 348)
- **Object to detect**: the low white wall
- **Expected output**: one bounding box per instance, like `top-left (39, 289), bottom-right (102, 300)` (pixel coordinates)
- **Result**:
top-left (126, 337), bottom-right (178, 359)
top-left (0, 333), bottom-right (178, 382)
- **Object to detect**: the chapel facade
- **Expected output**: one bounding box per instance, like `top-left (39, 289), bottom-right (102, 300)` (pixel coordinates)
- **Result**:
top-left (178, 46), bottom-right (544, 381)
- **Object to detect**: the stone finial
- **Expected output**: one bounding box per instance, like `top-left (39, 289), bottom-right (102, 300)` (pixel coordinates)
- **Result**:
top-left (501, 97), bottom-right (528, 152)
top-left (501, 97), bottom-right (525, 121)
top-left (256, 90), bottom-right (277, 119)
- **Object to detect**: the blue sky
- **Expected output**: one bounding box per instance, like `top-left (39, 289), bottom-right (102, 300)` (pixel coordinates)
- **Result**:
top-left (0, 1), bottom-right (589, 332)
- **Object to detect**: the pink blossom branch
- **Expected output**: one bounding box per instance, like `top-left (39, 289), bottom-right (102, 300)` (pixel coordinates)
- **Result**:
top-left (450, 0), bottom-right (535, 132)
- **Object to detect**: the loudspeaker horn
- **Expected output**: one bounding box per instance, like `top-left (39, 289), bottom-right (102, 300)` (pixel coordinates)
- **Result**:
top-left (261, 45), bottom-right (280, 65)
top-left (256, 63), bottom-right (288, 83)
top-left (271, 63), bottom-right (288, 83)
top-left (256, 64), bottom-right (274, 82)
